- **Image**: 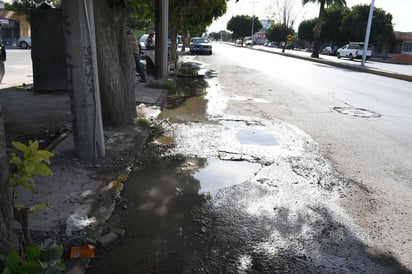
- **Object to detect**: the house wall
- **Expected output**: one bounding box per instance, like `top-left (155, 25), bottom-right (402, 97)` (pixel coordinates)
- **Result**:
top-left (391, 32), bottom-right (412, 64)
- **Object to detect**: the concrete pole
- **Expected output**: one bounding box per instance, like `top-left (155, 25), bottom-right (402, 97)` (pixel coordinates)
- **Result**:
top-left (250, 0), bottom-right (257, 41)
top-left (362, 0), bottom-right (375, 67)
top-left (155, 0), bottom-right (169, 79)
top-left (62, 0), bottom-right (105, 160)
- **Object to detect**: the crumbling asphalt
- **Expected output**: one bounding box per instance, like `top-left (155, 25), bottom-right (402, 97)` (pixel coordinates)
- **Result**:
top-left (2, 45), bottom-right (410, 273)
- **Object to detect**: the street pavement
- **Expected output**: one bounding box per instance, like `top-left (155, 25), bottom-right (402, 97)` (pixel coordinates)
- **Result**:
top-left (6, 46), bottom-right (411, 272)
top-left (246, 44), bottom-right (412, 82)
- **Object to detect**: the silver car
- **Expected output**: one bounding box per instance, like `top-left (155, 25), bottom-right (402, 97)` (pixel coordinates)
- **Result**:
top-left (189, 37), bottom-right (212, 55)
top-left (17, 37), bottom-right (31, 49)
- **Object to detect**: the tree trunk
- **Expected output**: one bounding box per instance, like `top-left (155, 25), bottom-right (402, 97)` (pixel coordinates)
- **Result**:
top-left (93, 0), bottom-right (136, 128)
top-left (311, 0), bottom-right (325, 58)
top-left (0, 105), bottom-right (18, 254)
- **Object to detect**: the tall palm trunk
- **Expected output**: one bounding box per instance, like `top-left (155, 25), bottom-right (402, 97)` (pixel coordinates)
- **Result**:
top-left (311, 0), bottom-right (325, 58)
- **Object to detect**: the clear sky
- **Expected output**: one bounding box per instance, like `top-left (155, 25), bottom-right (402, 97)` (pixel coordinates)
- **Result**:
top-left (208, 0), bottom-right (412, 33)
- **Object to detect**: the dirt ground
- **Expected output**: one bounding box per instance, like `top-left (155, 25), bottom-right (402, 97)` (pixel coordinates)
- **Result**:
top-left (0, 85), bottom-right (155, 251)
top-left (0, 87), bottom-right (72, 145)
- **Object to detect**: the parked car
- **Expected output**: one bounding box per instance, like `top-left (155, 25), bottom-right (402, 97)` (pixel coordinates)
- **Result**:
top-left (337, 42), bottom-right (371, 60)
top-left (189, 37), bottom-right (212, 55)
top-left (245, 39), bottom-right (255, 46)
top-left (322, 46), bottom-right (337, 55)
top-left (17, 37), bottom-right (31, 49)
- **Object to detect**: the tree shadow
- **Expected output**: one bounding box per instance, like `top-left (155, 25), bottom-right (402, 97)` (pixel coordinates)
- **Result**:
top-left (198, 182), bottom-right (411, 273)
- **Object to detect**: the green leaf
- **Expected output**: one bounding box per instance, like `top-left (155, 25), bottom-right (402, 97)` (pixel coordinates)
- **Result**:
top-left (30, 203), bottom-right (50, 213)
top-left (20, 261), bottom-right (43, 272)
top-left (8, 174), bottom-right (20, 187)
top-left (14, 204), bottom-right (27, 209)
top-left (2, 250), bottom-right (20, 270)
top-left (18, 176), bottom-right (36, 193)
top-left (28, 140), bottom-right (39, 151)
top-left (32, 162), bottom-right (53, 176)
top-left (33, 150), bottom-right (54, 163)
top-left (55, 261), bottom-right (67, 271)
top-left (25, 245), bottom-right (42, 261)
top-left (40, 246), bottom-right (61, 262)
top-left (12, 141), bottom-right (28, 152)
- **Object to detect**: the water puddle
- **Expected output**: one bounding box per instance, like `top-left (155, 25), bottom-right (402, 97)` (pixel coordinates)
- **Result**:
top-left (157, 77), bottom-right (210, 123)
top-left (194, 158), bottom-right (261, 193)
top-left (236, 127), bottom-right (278, 146)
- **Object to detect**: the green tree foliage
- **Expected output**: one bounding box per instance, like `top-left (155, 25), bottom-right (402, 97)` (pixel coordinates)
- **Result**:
top-left (5, 0), bottom-right (61, 21)
top-left (341, 4), bottom-right (395, 49)
top-left (298, 4), bottom-right (395, 50)
top-left (302, 0), bottom-right (347, 58)
top-left (321, 5), bottom-right (350, 45)
top-left (126, 0), bottom-right (154, 33)
top-left (266, 23), bottom-right (294, 43)
top-left (298, 18), bottom-right (316, 41)
top-left (209, 31), bottom-right (232, 41)
top-left (227, 15), bottom-right (263, 40)
top-left (174, 0), bottom-right (227, 37)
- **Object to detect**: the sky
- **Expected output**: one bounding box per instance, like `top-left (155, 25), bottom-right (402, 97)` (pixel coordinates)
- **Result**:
top-left (208, 0), bottom-right (412, 33)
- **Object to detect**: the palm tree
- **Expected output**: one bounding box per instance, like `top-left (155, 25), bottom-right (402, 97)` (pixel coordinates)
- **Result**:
top-left (302, 0), bottom-right (346, 58)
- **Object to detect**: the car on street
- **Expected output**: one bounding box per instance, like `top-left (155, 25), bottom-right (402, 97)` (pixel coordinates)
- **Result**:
top-left (337, 42), bottom-right (372, 60)
top-left (245, 38), bottom-right (255, 46)
top-left (189, 37), bottom-right (212, 55)
top-left (17, 37), bottom-right (31, 49)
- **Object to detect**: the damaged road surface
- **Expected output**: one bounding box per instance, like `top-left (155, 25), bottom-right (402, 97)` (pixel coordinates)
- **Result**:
top-left (88, 48), bottom-right (412, 273)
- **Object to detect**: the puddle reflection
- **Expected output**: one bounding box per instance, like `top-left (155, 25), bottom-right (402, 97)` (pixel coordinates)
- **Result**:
top-left (194, 158), bottom-right (261, 193)
top-left (236, 128), bottom-right (278, 146)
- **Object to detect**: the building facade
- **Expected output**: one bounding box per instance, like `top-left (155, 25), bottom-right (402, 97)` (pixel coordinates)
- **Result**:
top-left (390, 32), bottom-right (412, 64)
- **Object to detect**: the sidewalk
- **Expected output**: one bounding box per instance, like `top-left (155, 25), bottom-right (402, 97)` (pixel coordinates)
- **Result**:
top-left (3, 78), bottom-right (166, 272)
top-left (249, 44), bottom-right (412, 82)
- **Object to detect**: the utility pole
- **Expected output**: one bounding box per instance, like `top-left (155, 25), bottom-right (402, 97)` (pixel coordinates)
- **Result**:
top-left (250, 0), bottom-right (258, 41)
top-left (155, 0), bottom-right (169, 79)
top-left (362, 0), bottom-right (375, 67)
top-left (62, 0), bottom-right (105, 160)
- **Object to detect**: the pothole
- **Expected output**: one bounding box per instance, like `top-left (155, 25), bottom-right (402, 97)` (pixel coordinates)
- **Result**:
top-left (236, 128), bottom-right (279, 146)
top-left (193, 158), bottom-right (261, 193)
top-left (333, 107), bottom-right (381, 118)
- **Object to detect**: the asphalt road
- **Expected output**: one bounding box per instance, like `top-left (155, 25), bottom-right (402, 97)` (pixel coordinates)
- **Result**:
top-left (196, 42), bottom-right (412, 269)
top-left (1, 48), bottom-right (33, 88)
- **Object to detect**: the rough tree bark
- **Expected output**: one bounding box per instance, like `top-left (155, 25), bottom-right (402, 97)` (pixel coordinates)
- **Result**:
top-left (0, 105), bottom-right (18, 255)
top-left (311, 0), bottom-right (325, 58)
top-left (94, 0), bottom-right (137, 128)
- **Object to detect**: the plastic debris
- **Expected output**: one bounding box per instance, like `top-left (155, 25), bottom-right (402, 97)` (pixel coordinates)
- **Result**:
top-left (65, 214), bottom-right (97, 236)
top-left (70, 245), bottom-right (96, 259)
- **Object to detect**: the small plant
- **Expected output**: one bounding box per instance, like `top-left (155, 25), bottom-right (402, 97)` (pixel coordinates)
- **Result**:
top-left (8, 140), bottom-right (54, 246)
top-left (0, 244), bottom-right (66, 274)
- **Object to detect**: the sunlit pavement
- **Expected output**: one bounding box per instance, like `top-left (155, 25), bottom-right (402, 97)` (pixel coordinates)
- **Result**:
top-left (241, 43), bottom-right (412, 81)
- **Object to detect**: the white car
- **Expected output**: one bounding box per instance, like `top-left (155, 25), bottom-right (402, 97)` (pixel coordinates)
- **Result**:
top-left (17, 37), bottom-right (31, 49)
top-left (337, 42), bottom-right (372, 60)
